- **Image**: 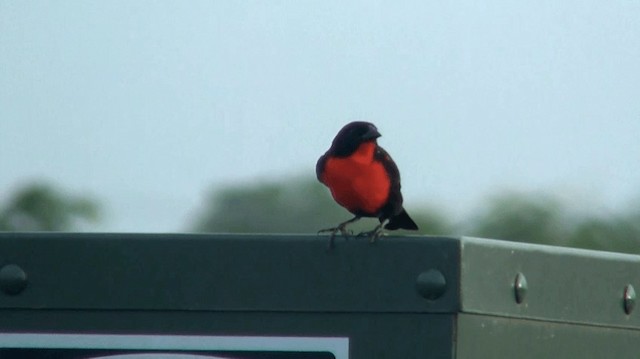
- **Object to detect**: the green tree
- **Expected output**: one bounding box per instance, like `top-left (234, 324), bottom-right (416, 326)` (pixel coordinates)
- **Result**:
top-left (191, 176), bottom-right (451, 235)
top-left (567, 207), bottom-right (640, 254)
top-left (466, 191), bottom-right (640, 254)
top-left (0, 182), bottom-right (100, 231)
top-left (465, 191), bottom-right (569, 246)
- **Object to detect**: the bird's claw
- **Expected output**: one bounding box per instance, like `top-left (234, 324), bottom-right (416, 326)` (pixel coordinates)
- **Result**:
top-left (356, 227), bottom-right (386, 243)
top-left (318, 225), bottom-right (353, 250)
top-left (318, 227), bottom-right (352, 238)
top-left (318, 216), bottom-right (361, 250)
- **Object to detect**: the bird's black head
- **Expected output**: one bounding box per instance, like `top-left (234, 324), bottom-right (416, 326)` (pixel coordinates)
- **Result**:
top-left (329, 121), bottom-right (381, 157)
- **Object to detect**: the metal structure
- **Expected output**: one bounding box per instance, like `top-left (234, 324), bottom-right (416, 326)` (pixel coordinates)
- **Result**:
top-left (0, 233), bottom-right (638, 358)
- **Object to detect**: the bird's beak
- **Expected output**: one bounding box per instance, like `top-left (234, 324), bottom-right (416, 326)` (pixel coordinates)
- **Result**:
top-left (362, 126), bottom-right (381, 140)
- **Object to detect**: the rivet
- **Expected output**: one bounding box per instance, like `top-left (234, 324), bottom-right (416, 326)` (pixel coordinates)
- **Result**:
top-left (514, 272), bottom-right (527, 304)
top-left (0, 264), bottom-right (28, 295)
top-left (623, 284), bottom-right (636, 315)
top-left (416, 269), bottom-right (447, 300)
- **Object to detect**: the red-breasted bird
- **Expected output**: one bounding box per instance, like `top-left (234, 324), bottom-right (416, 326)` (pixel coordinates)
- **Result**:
top-left (316, 121), bottom-right (418, 247)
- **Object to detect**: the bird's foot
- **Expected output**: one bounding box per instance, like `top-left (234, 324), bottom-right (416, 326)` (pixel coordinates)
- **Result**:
top-left (318, 216), bottom-right (361, 250)
top-left (318, 224), bottom-right (353, 250)
top-left (356, 225), bottom-right (386, 243)
top-left (318, 225), bottom-right (353, 238)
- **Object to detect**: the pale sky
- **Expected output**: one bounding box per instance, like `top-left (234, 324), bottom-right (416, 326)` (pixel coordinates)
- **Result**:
top-left (1, 1), bottom-right (639, 231)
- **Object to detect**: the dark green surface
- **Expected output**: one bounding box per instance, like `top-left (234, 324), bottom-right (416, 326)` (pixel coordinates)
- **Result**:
top-left (0, 233), bottom-right (459, 312)
top-left (1, 233), bottom-right (640, 358)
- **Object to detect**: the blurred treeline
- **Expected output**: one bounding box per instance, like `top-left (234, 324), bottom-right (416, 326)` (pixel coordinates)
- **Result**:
top-left (0, 182), bottom-right (100, 231)
top-left (2, 179), bottom-right (639, 254)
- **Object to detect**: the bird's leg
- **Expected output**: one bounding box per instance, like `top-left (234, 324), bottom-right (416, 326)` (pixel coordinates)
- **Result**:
top-left (318, 216), bottom-right (361, 249)
top-left (356, 219), bottom-right (389, 243)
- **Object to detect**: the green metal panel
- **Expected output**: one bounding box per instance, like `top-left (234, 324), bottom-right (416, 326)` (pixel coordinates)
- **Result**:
top-left (456, 313), bottom-right (640, 359)
top-left (459, 237), bottom-right (640, 329)
top-left (0, 233), bottom-right (459, 312)
top-left (0, 233), bottom-right (459, 358)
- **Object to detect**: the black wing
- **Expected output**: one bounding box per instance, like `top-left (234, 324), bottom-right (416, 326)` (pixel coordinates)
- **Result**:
top-left (374, 145), bottom-right (404, 219)
top-left (316, 152), bottom-right (328, 184)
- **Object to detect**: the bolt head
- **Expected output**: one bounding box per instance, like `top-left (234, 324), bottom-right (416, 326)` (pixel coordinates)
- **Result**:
top-left (416, 269), bottom-right (447, 300)
top-left (0, 264), bottom-right (28, 295)
top-left (624, 284), bottom-right (636, 315)
top-left (514, 272), bottom-right (528, 304)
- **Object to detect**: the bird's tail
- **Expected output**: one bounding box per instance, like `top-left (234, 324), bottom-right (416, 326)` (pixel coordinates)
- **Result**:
top-left (385, 208), bottom-right (419, 230)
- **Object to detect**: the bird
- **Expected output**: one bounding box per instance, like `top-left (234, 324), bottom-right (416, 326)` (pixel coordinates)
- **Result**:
top-left (316, 121), bottom-right (418, 248)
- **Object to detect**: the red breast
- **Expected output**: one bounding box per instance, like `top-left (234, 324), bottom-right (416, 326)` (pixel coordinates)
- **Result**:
top-left (320, 141), bottom-right (391, 215)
